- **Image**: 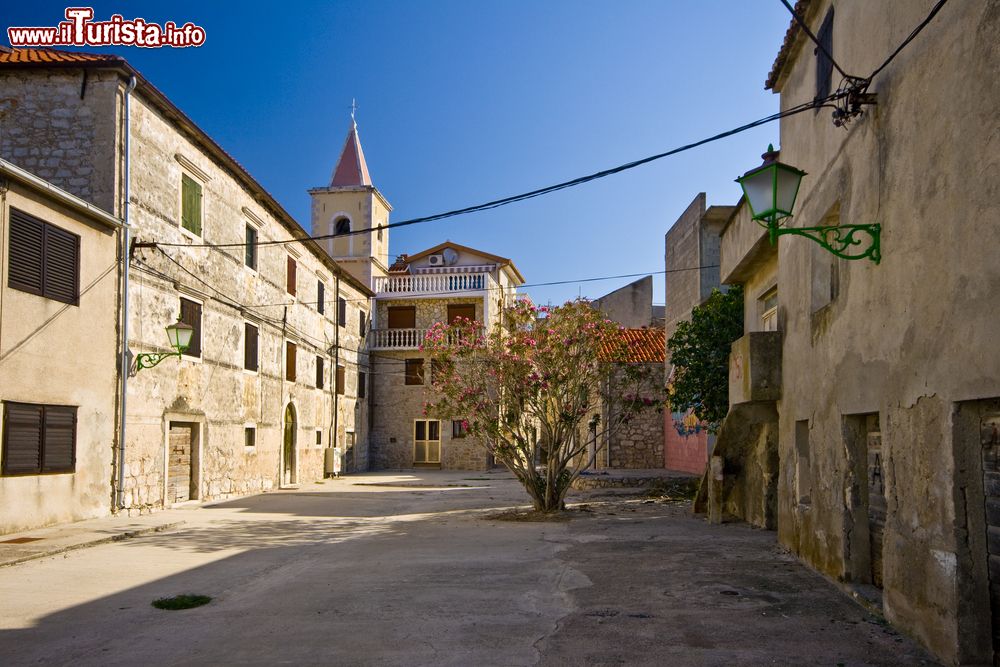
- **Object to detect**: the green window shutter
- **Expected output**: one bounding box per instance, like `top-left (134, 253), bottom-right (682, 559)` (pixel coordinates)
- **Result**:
top-left (181, 174), bottom-right (202, 236)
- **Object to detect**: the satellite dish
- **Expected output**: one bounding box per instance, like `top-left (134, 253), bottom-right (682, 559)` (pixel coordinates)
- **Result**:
top-left (442, 248), bottom-right (459, 265)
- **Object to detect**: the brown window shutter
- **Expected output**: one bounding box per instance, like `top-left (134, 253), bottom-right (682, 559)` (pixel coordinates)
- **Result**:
top-left (388, 306), bottom-right (416, 329)
top-left (338, 297), bottom-right (347, 327)
top-left (316, 356), bottom-right (324, 389)
top-left (244, 323), bottom-right (259, 371)
top-left (2, 402), bottom-right (43, 475)
top-left (336, 365), bottom-right (345, 395)
top-left (359, 371), bottom-right (367, 399)
top-left (42, 406), bottom-right (76, 472)
top-left (8, 209), bottom-right (44, 297)
top-left (286, 256), bottom-right (296, 295)
top-left (286, 341), bottom-right (296, 382)
top-left (180, 298), bottom-right (202, 357)
top-left (43, 223), bottom-right (80, 305)
top-left (359, 311), bottom-right (367, 337)
top-left (317, 282), bottom-right (325, 314)
top-left (447, 304), bottom-right (476, 324)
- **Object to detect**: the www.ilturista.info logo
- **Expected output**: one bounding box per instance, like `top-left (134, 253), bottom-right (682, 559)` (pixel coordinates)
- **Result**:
top-left (7, 8), bottom-right (206, 48)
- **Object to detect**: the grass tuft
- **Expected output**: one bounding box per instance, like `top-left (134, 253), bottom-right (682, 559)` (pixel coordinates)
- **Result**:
top-left (151, 594), bottom-right (212, 610)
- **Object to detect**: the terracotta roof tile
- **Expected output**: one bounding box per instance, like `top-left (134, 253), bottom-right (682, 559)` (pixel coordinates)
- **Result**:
top-left (388, 254), bottom-right (410, 273)
top-left (0, 47), bottom-right (124, 65)
top-left (600, 328), bottom-right (665, 364)
top-left (765, 0), bottom-right (812, 91)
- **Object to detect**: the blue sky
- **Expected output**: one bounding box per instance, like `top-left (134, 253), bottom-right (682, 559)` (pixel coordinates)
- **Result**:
top-left (4, 1), bottom-right (792, 305)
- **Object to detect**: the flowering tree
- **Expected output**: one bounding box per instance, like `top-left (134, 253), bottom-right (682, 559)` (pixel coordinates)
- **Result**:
top-left (422, 298), bottom-right (663, 512)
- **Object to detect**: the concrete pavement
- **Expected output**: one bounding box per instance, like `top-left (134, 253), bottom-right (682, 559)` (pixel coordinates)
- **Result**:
top-left (0, 470), bottom-right (937, 666)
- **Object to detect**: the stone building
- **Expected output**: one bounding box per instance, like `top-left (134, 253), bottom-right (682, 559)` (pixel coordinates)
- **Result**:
top-left (591, 275), bottom-right (654, 329)
top-left (0, 158), bottom-right (124, 532)
top-left (662, 193), bottom-right (733, 474)
top-left (367, 242), bottom-right (524, 470)
top-left (717, 2), bottom-right (1000, 664)
top-left (0, 48), bottom-right (372, 516)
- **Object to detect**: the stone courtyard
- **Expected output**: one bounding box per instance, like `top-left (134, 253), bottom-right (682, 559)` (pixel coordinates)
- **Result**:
top-left (0, 471), bottom-right (936, 666)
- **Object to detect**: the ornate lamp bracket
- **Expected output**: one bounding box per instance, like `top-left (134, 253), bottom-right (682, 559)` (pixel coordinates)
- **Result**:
top-left (130, 350), bottom-right (182, 376)
top-left (759, 216), bottom-right (881, 264)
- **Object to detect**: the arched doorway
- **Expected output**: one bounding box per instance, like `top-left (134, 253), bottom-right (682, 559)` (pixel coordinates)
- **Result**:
top-left (283, 403), bottom-right (297, 486)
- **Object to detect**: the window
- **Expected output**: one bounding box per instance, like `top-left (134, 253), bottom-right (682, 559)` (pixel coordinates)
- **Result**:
top-left (377, 226), bottom-right (383, 242)
top-left (244, 426), bottom-right (256, 449)
top-left (286, 256), bottom-right (297, 295)
top-left (413, 420), bottom-right (441, 464)
top-left (285, 341), bottom-right (297, 382)
top-left (452, 420), bottom-right (468, 439)
top-left (244, 322), bottom-right (259, 371)
top-left (447, 304), bottom-right (476, 324)
top-left (181, 173), bottom-right (202, 236)
top-left (759, 288), bottom-right (778, 332)
top-left (815, 7), bottom-right (835, 103)
top-left (338, 297), bottom-right (347, 328)
top-left (405, 359), bottom-right (424, 385)
top-left (317, 281), bottom-right (325, 314)
top-left (387, 306), bottom-right (416, 329)
top-left (245, 224), bottom-right (258, 270)
top-left (335, 218), bottom-right (350, 235)
top-left (2, 402), bottom-right (76, 475)
top-left (359, 310), bottom-right (367, 337)
top-left (179, 298), bottom-right (202, 358)
top-left (336, 365), bottom-right (346, 395)
top-left (430, 359), bottom-right (450, 384)
top-left (316, 356), bottom-right (325, 389)
top-left (358, 371), bottom-right (367, 399)
top-left (315, 429), bottom-right (323, 446)
top-left (8, 208), bottom-right (80, 305)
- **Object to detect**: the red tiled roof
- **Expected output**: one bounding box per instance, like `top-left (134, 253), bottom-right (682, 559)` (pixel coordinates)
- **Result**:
top-left (0, 47), bottom-right (124, 65)
top-left (765, 0), bottom-right (812, 91)
top-left (600, 328), bottom-right (665, 364)
top-left (388, 254), bottom-right (409, 273)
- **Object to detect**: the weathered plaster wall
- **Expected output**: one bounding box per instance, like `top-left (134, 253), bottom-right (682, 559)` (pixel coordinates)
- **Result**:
top-left (121, 91), bottom-right (371, 510)
top-left (771, 1), bottom-right (1000, 662)
top-left (0, 180), bottom-right (121, 533)
top-left (592, 276), bottom-right (653, 329)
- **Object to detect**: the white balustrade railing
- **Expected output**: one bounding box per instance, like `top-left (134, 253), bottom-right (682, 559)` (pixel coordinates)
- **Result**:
top-left (368, 327), bottom-right (485, 350)
top-left (374, 272), bottom-right (491, 296)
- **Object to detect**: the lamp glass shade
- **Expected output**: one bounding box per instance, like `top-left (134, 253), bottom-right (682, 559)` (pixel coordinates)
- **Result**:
top-left (736, 148), bottom-right (806, 222)
top-left (166, 320), bottom-right (194, 352)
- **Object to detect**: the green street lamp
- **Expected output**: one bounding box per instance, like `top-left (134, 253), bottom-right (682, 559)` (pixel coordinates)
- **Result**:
top-left (736, 145), bottom-right (880, 263)
top-left (132, 318), bottom-right (194, 374)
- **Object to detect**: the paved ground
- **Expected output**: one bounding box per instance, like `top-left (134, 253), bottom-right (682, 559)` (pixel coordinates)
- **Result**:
top-left (0, 470), bottom-right (937, 666)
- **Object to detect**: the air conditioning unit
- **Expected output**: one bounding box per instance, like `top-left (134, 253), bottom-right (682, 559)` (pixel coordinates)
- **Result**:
top-left (428, 254), bottom-right (445, 267)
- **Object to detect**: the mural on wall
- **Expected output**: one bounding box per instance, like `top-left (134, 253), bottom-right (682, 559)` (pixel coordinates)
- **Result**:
top-left (671, 408), bottom-right (707, 437)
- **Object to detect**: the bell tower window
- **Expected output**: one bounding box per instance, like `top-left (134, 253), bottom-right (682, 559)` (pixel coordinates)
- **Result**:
top-left (335, 218), bottom-right (351, 236)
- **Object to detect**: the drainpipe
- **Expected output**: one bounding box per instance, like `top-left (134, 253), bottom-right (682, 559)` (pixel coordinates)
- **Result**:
top-left (332, 273), bottom-right (341, 472)
top-left (115, 75), bottom-right (137, 510)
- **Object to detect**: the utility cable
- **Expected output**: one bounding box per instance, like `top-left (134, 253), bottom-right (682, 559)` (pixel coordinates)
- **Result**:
top-left (867, 0), bottom-right (950, 81)
top-left (778, 0), bottom-right (855, 81)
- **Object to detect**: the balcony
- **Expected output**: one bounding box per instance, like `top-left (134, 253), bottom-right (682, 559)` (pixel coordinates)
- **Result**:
top-left (728, 331), bottom-right (782, 406)
top-left (368, 327), bottom-right (485, 351)
top-left (374, 272), bottom-right (493, 298)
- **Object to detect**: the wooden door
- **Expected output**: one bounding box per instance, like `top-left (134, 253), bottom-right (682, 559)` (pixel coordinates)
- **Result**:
top-left (168, 423), bottom-right (193, 504)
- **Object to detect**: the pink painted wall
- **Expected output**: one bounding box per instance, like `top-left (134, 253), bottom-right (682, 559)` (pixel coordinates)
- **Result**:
top-left (664, 410), bottom-right (709, 474)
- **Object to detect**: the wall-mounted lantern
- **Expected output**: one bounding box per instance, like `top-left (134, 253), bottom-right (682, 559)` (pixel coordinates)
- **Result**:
top-left (131, 319), bottom-right (193, 375)
top-left (737, 145), bottom-right (880, 263)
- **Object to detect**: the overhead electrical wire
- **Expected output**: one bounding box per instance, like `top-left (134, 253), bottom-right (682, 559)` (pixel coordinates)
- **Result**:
top-left (867, 0), bottom-right (950, 81)
top-left (778, 0), bottom-right (854, 80)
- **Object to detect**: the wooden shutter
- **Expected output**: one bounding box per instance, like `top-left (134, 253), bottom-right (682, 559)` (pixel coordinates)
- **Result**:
top-left (336, 365), bottom-right (345, 395)
top-left (8, 209), bottom-right (44, 297)
top-left (388, 306), bottom-right (416, 329)
top-left (359, 311), bottom-right (367, 337)
top-left (317, 282), bottom-right (325, 314)
top-left (358, 371), bottom-right (367, 399)
top-left (2, 402), bottom-right (43, 475)
top-left (245, 225), bottom-right (257, 269)
top-left (179, 298), bottom-right (202, 357)
top-left (42, 406), bottom-right (76, 472)
top-left (338, 297), bottom-right (347, 327)
top-left (316, 356), bottom-right (324, 389)
top-left (447, 304), bottom-right (476, 324)
top-left (286, 341), bottom-right (296, 382)
top-left (43, 223), bottom-right (80, 305)
top-left (286, 256), bottom-right (296, 295)
top-left (815, 8), bottom-right (834, 101)
top-left (181, 174), bottom-right (202, 236)
top-left (244, 323), bottom-right (259, 371)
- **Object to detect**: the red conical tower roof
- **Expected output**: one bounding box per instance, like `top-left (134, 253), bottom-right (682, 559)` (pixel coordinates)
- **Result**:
top-left (330, 117), bottom-right (372, 187)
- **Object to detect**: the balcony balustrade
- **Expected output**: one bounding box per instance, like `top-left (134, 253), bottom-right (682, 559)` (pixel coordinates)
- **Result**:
top-left (374, 272), bottom-right (492, 297)
top-left (368, 327), bottom-right (485, 351)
